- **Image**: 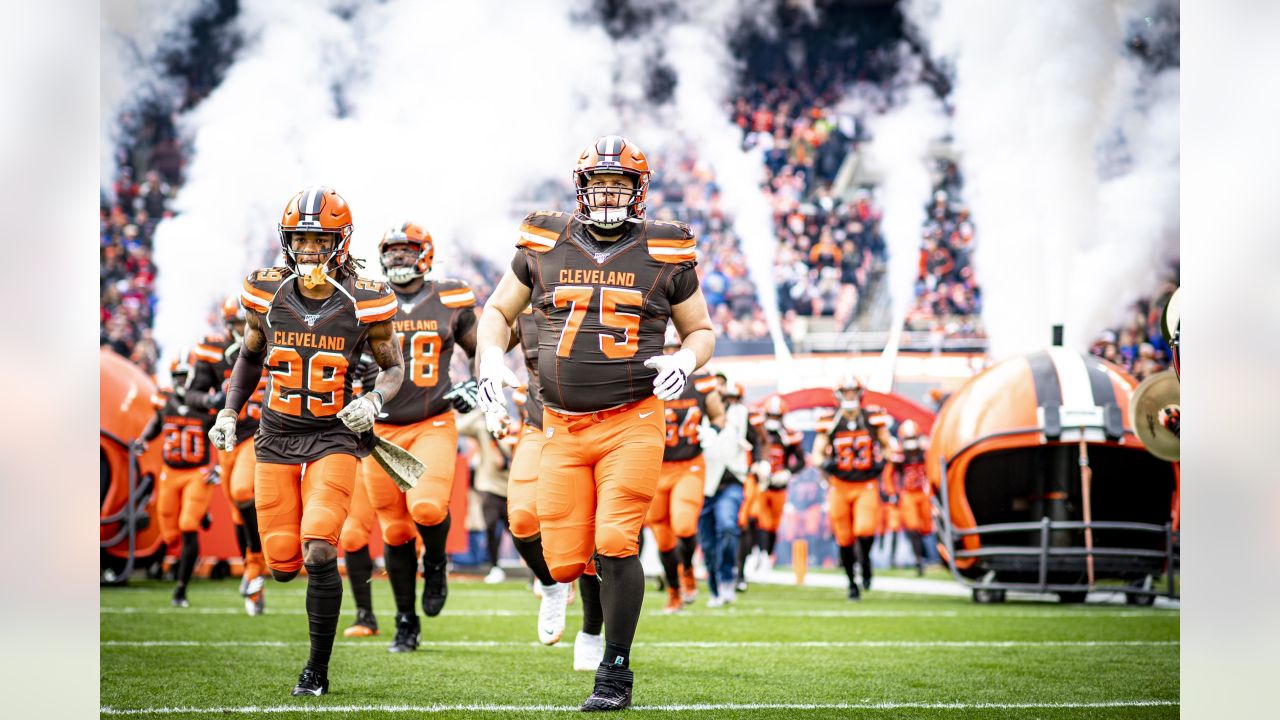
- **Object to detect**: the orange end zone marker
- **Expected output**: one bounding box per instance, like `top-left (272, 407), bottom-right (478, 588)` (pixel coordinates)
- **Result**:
top-left (793, 539), bottom-right (808, 585)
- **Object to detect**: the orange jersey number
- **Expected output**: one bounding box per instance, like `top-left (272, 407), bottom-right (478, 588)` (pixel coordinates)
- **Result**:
top-left (552, 285), bottom-right (643, 359)
top-left (403, 331), bottom-right (442, 388)
top-left (833, 431), bottom-right (876, 472)
top-left (265, 346), bottom-right (348, 417)
top-left (162, 420), bottom-right (205, 465)
top-left (664, 406), bottom-right (703, 447)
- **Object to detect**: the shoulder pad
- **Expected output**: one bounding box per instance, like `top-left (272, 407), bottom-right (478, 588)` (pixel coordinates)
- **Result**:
top-left (241, 267), bottom-right (288, 314)
top-left (437, 279), bottom-right (477, 308)
top-left (192, 341), bottom-right (224, 365)
top-left (868, 412), bottom-right (892, 427)
top-left (518, 211), bottom-right (569, 253)
top-left (645, 220), bottom-right (696, 264)
top-left (693, 375), bottom-right (718, 394)
top-left (351, 276), bottom-right (398, 324)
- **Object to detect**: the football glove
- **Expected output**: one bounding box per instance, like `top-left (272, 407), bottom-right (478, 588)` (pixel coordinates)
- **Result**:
top-left (643, 348), bottom-right (696, 401)
top-left (337, 393), bottom-right (382, 434)
top-left (444, 379), bottom-right (480, 414)
top-left (477, 348), bottom-right (519, 438)
top-left (204, 465), bottom-right (222, 486)
top-left (129, 438), bottom-right (148, 456)
top-left (208, 409), bottom-right (238, 452)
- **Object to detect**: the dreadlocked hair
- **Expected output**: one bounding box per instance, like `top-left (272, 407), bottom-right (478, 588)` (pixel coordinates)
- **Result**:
top-left (335, 254), bottom-right (366, 280)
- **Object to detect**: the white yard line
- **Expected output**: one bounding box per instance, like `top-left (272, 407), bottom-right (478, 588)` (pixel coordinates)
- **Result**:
top-left (100, 699), bottom-right (1179, 714)
top-left (98, 606), bottom-right (1177, 618)
top-left (103, 639), bottom-right (1176, 649)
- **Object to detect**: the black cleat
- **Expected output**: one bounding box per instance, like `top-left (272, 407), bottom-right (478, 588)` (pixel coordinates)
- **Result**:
top-left (422, 559), bottom-right (448, 617)
top-left (847, 584), bottom-right (862, 602)
top-left (343, 607), bottom-right (379, 637)
top-left (172, 588), bottom-right (189, 608)
top-left (388, 612), bottom-right (420, 653)
top-left (291, 667), bottom-right (329, 697)
top-left (581, 663), bottom-right (634, 712)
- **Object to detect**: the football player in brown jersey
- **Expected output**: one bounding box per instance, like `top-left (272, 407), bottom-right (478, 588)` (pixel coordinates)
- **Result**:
top-left (187, 294), bottom-right (270, 615)
top-left (138, 353), bottom-right (219, 608)
top-left (742, 396), bottom-right (805, 583)
top-left (507, 307), bottom-right (585, 654)
top-left (362, 220), bottom-right (480, 654)
top-left (647, 334), bottom-right (724, 612)
top-left (892, 419), bottom-right (932, 576)
top-left (208, 186), bottom-right (404, 697)
top-left (810, 374), bottom-right (894, 600)
top-left (476, 135), bottom-right (715, 711)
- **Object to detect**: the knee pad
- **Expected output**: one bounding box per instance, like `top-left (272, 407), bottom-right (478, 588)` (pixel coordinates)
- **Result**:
top-left (595, 524), bottom-right (638, 559)
top-left (549, 561), bottom-right (586, 584)
top-left (264, 532), bottom-right (303, 576)
top-left (508, 508), bottom-right (540, 540)
top-left (409, 498), bottom-right (448, 527)
top-left (339, 527), bottom-right (369, 554)
top-left (381, 520), bottom-right (416, 548)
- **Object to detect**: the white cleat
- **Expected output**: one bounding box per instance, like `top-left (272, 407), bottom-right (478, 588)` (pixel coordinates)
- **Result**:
top-left (484, 566), bottom-right (507, 584)
top-left (537, 582), bottom-right (568, 645)
top-left (720, 585), bottom-right (737, 605)
top-left (706, 594), bottom-right (725, 609)
top-left (573, 630), bottom-right (604, 672)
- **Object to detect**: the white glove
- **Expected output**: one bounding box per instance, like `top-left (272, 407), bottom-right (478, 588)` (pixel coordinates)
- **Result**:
top-left (751, 460), bottom-right (771, 483)
top-left (769, 469), bottom-right (792, 488)
top-left (477, 347), bottom-right (520, 437)
top-left (477, 348), bottom-right (520, 412)
top-left (337, 393), bottom-right (382, 433)
top-left (643, 348), bottom-right (696, 401)
top-left (208, 409), bottom-right (238, 452)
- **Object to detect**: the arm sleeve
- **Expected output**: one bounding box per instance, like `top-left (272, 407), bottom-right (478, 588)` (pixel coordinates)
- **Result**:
top-left (668, 264), bottom-right (699, 305)
top-left (510, 252), bottom-right (533, 288)
top-left (225, 345), bottom-right (266, 414)
top-left (183, 362), bottom-right (225, 411)
top-left (140, 411), bottom-right (163, 442)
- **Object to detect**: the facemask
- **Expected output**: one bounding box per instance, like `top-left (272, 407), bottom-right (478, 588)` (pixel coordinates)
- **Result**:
top-left (839, 399), bottom-right (860, 413)
top-left (764, 418), bottom-right (782, 432)
top-left (386, 265), bottom-right (421, 283)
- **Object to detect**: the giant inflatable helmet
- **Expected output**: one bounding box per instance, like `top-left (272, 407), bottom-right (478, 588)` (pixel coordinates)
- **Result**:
top-left (926, 347), bottom-right (1178, 603)
top-left (101, 347), bottom-right (165, 582)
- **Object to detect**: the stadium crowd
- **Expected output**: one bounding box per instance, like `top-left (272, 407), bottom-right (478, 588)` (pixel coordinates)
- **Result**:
top-left (903, 160), bottom-right (985, 339)
top-left (1088, 274), bottom-right (1179, 380)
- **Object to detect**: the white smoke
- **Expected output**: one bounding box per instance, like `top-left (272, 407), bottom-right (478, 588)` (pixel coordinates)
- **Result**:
top-left (100, 0), bottom-right (208, 194)
top-left (153, 0), bottom-right (622, 360)
top-left (151, 0), bottom-right (790, 364)
top-left (863, 83), bottom-right (949, 332)
top-left (904, 0), bottom-right (1179, 360)
top-left (650, 0), bottom-right (793, 360)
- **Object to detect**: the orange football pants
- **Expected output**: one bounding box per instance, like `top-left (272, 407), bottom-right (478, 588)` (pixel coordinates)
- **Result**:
top-left (255, 453), bottom-right (357, 574)
top-left (339, 471), bottom-right (378, 552)
top-left (220, 437), bottom-right (256, 525)
top-left (878, 502), bottom-right (902, 535)
top-left (900, 490), bottom-right (933, 534)
top-left (828, 477), bottom-right (881, 546)
top-left (157, 465), bottom-right (213, 547)
top-left (364, 412), bottom-right (458, 547)
top-left (507, 425), bottom-right (547, 540)
top-left (646, 458), bottom-right (705, 551)
top-left (752, 487), bottom-right (787, 532)
top-left (538, 395), bottom-right (666, 583)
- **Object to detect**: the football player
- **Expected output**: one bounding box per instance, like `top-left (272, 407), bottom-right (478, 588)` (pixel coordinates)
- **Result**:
top-left (138, 353), bottom-right (218, 608)
top-left (697, 379), bottom-right (750, 607)
top-left (507, 308), bottom-right (584, 655)
top-left (746, 396), bottom-right (805, 578)
top-left (361, 221), bottom-right (479, 654)
top-left (476, 135), bottom-right (715, 711)
top-left (893, 419), bottom-right (932, 576)
top-left (810, 375), bottom-right (893, 600)
top-left (187, 295), bottom-right (268, 615)
top-left (647, 334), bottom-right (724, 612)
top-left (208, 186), bottom-right (404, 697)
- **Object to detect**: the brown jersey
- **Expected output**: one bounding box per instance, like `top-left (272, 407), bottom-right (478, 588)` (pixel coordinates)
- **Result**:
top-left (662, 374), bottom-right (717, 462)
top-left (748, 414), bottom-right (806, 478)
top-left (377, 279), bottom-right (477, 425)
top-left (510, 211), bottom-right (699, 413)
top-left (816, 408), bottom-right (892, 482)
top-left (512, 308), bottom-right (545, 430)
top-left (150, 389), bottom-right (217, 469)
top-left (191, 332), bottom-right (266, 444)
top-left (239, 267), bottom-right (397, 463)
top-left (898, 450), bottom-right (930, 494)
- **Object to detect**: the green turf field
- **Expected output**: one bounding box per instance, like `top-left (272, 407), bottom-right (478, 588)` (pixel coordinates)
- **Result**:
top-left (100, 575), bottom-right (1178, 718)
